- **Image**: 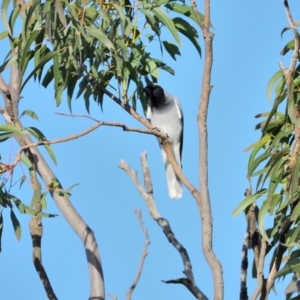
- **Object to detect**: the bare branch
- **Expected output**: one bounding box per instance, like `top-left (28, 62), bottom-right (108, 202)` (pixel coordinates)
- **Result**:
top-left (126, 210), bottom-right (150, 300)
top-left (119, 153), bottom-right (208, 300)
top-left (1, 116), bottom-right (162, 172)
top-left (190, 0), bottom-right (224, 298)
top-left (250, 238), bottom-right (267, 300)
top-left (240, 232), bottom-right (249, 300)
top-left (56, 112), bottom-right (161, 135)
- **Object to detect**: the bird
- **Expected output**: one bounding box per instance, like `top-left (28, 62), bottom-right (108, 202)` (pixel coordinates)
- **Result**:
top-left (143, 83), bottom-right (183, 199)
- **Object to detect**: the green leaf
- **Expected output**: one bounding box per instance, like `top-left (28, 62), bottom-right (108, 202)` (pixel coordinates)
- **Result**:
top-left (42, 65), bottom-right (54, 88)
top-left (248, 152), bottom-right (272, 178)
top-left (288, 226), bottom-right (300, 247)
top-left (9, 4), bottom-right (20, 35)
top-left (140, 8), bottom-right (158, 31)
top-left (26, 127), bottom-right (57, 165)
top-left (1, 0), bottom-right (10, 10)
top-left (280, 40), bottom-right (294, 56)
top-left (11, 196), bottom-right (57, 217)
top-left (76, 76), bottom-right (88, 99)
top-left (48, 178), bottom-right (60, 189)
top-left (20, 155), bottom-right (33, 169)
top-left (243, 134), bottom-right (271, 153)
top-left (67, 75), bottom-right (80, 112)
top-left (0, 31), bottom-right (8, 41)
top-left (173, 17), bottom-right (201, 57)
top-left (152, 58), bottom-right (175, 75)
top-left (10, 209), bottom-right (21, 241)
top-left (266, 70), bottom-right (284, 100)
top-left (20, 110), bottom-right (39, 121)
top-left (20, 31), bottom-right (40, 76)
top-left (30, 181), bottom-right (41, 208)
top-left (152, 7), bottom-right (182, 46)
top-left (145, 58), bottom-right (159, 78)
top-left (0, 124), bottom-right (28, 136)
top-left (288, 83), bottom-right (300, 127)
top-left (54, 183), bottom-right (78, 197)
top-left (40, 192), bottom-right (48, 210)
top-left (55, 0), bottom-right (67, 28)
top-left (162, 41), bottom-right (180, 60)
top-left (83, 85), bottom-right (92, 113)
top-left (1, 0), bottom-right (12, 36)
top-left (291, 201), bottom-right (300, 221)
top-left (165, 3), bottom-right (205, 27)
top-left (112, 3), bottom-right (126, 35)
top-left (258, 200), bottom-right (270, 242)
top-left (21, 51), bottom-right (58, 92)
top-left (261, 93), bottom-right (287, 135)
top-left (232, 189), bottom-right (267, 216)
top-left (55, 84), bottom-right (64, 107)
top-left (281, 20), bottom-right (300, 37)
top-left (276, 258), bottom-right (300, 278)
top-left (269, 193), bottom-right (281, 216)
top-left (86, 26), bottom-right (114, 50)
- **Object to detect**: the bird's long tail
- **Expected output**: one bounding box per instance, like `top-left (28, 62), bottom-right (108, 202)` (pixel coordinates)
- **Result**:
top-left (160, 146), bottom-right (182, 199)
top-left (165, 162), bottom-right (182, 199)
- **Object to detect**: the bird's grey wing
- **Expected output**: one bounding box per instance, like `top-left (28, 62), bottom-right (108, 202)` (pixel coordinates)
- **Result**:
top-left (174, 96), bottom-right (184, 162)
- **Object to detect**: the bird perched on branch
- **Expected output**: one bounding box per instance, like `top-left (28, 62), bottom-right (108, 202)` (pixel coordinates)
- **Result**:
top-left (143, 83), bottom-right (184, 199)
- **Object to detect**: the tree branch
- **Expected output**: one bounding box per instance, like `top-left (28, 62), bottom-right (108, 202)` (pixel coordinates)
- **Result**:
top-left (250, 238), bottom-right (267, 300)
top-left (126, 210), bottom-right (150, 300)
top-left (1, 79), bottom-right (105, 300)
top-left (0, 115), bottom-right (163, 172)
top-left (190, 0), bottom-right (224, 298)
top-left (119, 153), bottom-right (208, 300)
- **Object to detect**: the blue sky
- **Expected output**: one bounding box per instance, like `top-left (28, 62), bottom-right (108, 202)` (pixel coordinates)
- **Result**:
top-left (1, 0), bottom-right (300, 299)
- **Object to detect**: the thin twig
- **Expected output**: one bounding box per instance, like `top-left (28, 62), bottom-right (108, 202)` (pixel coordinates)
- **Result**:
top-left (108, 293), bottom-right (118, 300)
top-left (4, 118), bottom-right (163, 171)
top-left (126, 210), bottom-right (150, 300)
top-left (119, 153), bottom-right (208, 300)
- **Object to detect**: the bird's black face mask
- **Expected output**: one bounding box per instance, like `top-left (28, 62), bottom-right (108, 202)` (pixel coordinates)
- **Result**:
top-left (143, 84), bottom-right (165, 107)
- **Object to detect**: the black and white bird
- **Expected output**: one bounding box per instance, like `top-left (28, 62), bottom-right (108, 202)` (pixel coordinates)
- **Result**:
top-left (143, 83), bottom-right (183, 199)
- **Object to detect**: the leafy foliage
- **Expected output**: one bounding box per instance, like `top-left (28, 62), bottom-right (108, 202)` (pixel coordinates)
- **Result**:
top-left (0, 0), bottom-right (202, 112)
top-left (233, 27), bottom-right (300, 293)
top-left (0, 0), bottom-right (203, 254)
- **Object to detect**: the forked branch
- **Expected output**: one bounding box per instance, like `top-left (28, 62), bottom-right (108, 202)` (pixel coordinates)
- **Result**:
top-left (119, 152), bottom-right (208, 300)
